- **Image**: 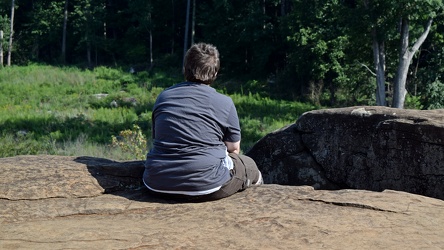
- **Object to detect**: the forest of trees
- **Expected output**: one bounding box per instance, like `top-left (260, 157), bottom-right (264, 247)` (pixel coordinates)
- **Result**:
top-left (1, 0), bottom-right (444, 109)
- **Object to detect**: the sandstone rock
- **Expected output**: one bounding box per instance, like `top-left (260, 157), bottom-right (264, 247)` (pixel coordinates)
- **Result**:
top-left (1, 155), bottom-right (444, 249)
top-left (247, 106), bottom-right (444, 200)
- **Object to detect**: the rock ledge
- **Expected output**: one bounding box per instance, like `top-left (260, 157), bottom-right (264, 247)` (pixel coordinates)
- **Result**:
top-left (1, 155), bottom-right (444, 249)
top-left (247, 106), bottom-right (444, 200)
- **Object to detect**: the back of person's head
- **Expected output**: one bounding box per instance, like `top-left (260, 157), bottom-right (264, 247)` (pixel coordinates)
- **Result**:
top-left (183, 43), bottom-right (220, 85)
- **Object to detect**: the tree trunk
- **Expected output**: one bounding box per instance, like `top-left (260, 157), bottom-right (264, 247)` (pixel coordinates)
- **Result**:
top-left (87, 41), bottom-right (92, 68)
top-left (7, 0), bottom-right (15, 66)
top-left (263, 0), bottom-right (266, 29)
top-left (0, 30), bottom-right (3, 67)
top-left (281, 0), bottom-right (286, 16)
top-left (183, 0), bottom-right (191, 64)
top-left (148, 12), bottom-right (153, 69)
top-left (171, 0), bottom-right (175, 54)
top-left (61, 0), bottom-right (69, 64)
top-left (191, 0), bottom-right (195, 45)
top-left (392, 18), bottom-right (433, 108)
top-left (372, 29), bottom-right (386, 106)
top-left (86, 1), bottom-right (92, 68)
top-left (149, 30), bottom-right (153, 68)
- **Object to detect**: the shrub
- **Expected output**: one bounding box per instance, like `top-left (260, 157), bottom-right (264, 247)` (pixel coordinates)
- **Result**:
top-left (111, 125), bottom-right (148, 160)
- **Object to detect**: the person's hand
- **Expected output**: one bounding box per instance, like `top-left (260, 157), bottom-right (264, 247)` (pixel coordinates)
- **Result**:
top-left (224, 141), bottom-right (240, 154)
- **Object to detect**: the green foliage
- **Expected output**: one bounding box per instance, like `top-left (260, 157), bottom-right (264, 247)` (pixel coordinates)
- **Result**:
top-left (282, 0), bottom-right (357, 104)
top-left (0, 65), bottom-right (153, 159)
top-left (199, 0), bottom-right (284, 78)
top-left (0, 65), bottom-right (315, 159)
top-left (231, 91), bottom-right (316, 151)
top-left (404, 94), bottom-right (424, 110)
top-left (93, 66), bottom-right (124, 81)
top-left (0, 14), bottom-right (9, 54)
top-left (425, 79), bottom-right (444, 109)
top-left (1, 0), bottom-right (444, 108)
top-left (0, 132), bottom-right (56, 158)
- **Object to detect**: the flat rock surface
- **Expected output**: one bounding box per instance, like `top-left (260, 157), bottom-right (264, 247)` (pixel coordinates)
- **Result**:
top-left (1, 155), bottom-right (444, 249)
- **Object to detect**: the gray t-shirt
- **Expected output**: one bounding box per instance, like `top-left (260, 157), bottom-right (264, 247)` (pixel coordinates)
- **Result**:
top-left (144, 82), bottom-right (241, 192)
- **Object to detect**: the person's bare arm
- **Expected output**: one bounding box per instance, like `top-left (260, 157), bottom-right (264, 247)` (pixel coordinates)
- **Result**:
top-left (224, 141), bottom-right (240, 154)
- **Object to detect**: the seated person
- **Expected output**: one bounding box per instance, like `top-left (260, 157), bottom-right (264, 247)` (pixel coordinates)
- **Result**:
top-left (143, 43), bottom-right (262, 202)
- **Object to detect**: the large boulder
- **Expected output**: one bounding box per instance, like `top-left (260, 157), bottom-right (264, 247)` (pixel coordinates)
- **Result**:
top-left (1, 155), bottom-right (444, 249)
top-left (247, 106), bottom-right (444, 200)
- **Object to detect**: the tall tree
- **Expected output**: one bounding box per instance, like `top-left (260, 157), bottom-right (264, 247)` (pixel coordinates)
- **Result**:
top-left (191, 0), bottom-right (195, 45)
top-left (61, 0), bottom-right (68, 64)
top-left (199, 0), bottom-right (284, 78)
top-left (347, 0), bottom-right (442, 108)
top-left (0, 14), bottom-right (7, 65)
top-left (171, 0), bottom-right (175, 54)
top-left (183, 0), bottom-right (191, 64)
top-left (127, 0), bottom-right (154, 68)
top-left (392, 19), bottom-right (433, 108)
top-left (7, 0), bottom-right (14, 66)
top-left (362, 0), bottom-right (387, 106)
top-left (0, 30), bottom-right (3, 66)
top-left (148, 11), bottom-right (153, 68)
top-left (284, 0), bottom-right (352, 103)
top-left (25, 0), bottom-right (66, 62)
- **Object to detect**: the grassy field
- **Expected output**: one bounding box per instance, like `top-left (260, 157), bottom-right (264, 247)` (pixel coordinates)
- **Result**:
top-left (0, 65), bottom-right (316, 160)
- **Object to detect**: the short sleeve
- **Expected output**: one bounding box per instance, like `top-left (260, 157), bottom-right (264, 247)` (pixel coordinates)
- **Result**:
top-left (223, 103), bottom-right (241, 142)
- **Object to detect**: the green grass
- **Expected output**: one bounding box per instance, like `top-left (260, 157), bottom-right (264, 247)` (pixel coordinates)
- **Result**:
top-left (231, 92), bottom-right (315, 150)
top-left (0, 65), bottom-right (316, 160)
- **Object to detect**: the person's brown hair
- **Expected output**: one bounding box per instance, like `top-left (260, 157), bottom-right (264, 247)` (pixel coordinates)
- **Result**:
top-left (183, 43), bottom-right (220, 85)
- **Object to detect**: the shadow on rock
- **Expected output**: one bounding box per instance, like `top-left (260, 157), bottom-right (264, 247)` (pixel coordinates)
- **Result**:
top-left (74, 156), bottom-right (178, 204)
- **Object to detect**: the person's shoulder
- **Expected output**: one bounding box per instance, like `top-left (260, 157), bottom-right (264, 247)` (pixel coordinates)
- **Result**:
top-left (165, 82), bottom-right (186, 91)
top-left (158, 82), bottom-right (187, 96)
top-left (210, 89), bottom-right (234, 104)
